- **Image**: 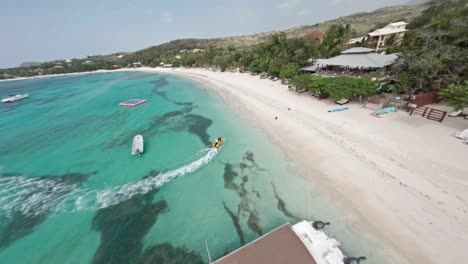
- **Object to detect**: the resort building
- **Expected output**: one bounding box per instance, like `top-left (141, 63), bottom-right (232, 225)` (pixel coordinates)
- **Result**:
top-left (301, 47), bottom-right (398, 76)
top-left (347, 21), bottom-right (408, 51)
top-left (367, 21), bottom-right (408, 51)
top-left (213, 221), bottom-right (363, 264)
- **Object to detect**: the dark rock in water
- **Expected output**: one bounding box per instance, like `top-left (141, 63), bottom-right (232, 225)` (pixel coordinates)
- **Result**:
top-left (91, 190), bottom-right (168, 264)
top-left (0, 172), bottom-right (92, 250)
top-left (222, 202), bottom-right (245, 245)
top-left (136, 243), bottom-right (204, 264)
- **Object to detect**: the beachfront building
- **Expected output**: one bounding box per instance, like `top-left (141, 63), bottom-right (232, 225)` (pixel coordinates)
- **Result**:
top-left (301, 47), bottom-right (398, 77)
top-left (367, 21), bottom-right (408, 51)
top-left (347, 22), bottom-right (408, 51)
top-left (213, 221), bottom-right (364, 264)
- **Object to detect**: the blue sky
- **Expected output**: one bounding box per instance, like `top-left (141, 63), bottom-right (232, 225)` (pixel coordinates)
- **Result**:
top-left (0, 0), bottom-right (407, 68)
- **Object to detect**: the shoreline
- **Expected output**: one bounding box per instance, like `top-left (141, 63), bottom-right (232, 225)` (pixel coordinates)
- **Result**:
top-left (0, 68), bottom-right (144, 83)
top-left (3, 67), bottom-right (468, 263)
top-left (146, 67), bottom-right (468, 264)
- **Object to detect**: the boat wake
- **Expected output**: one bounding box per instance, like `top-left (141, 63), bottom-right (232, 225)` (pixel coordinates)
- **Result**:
top-left (0, 148), bottom-right (218, 217)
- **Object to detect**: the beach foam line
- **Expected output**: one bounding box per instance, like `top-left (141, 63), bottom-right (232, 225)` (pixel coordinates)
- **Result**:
top-left (0, 148), bottom-right (218, 217)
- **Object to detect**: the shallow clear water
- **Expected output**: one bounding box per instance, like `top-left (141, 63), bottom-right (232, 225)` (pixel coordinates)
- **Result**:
top-left (0, 72), bottom-right (399, 264)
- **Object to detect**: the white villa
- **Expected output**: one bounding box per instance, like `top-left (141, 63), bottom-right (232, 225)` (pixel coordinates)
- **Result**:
top-left (348, 21), bottom-right (408, 52)
top-left (368, 21), bottom-right (408, 51)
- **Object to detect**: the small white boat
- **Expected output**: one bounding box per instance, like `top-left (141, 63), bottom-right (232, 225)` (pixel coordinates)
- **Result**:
top-left (1, 94), bottom-right (29, 103)
top-left (131, 135), bottom-right (144, 156)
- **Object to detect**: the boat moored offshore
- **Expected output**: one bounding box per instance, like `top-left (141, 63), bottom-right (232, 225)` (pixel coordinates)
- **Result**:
top-left (131, 135), bottom-right (144, 156)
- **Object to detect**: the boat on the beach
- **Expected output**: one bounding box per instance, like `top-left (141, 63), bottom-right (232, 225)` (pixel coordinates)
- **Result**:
top-left (131, 135), bottom-right (144, 156)
top-left (372, 106), bottom-right (397, 118)
top-left (212, 137), bottom-right (224, 149)
top-left (1, 94), bottom-right (29, 103)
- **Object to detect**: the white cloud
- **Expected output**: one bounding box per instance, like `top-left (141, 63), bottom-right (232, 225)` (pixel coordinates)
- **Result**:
top-left (329, 0), bottom-right (345, 6)
top-left (278, 0), bottom-right (301, 9)
top-left (161, 12), bottom-right (174, 24)
top-left (297, 10), bottom-right (308, 17)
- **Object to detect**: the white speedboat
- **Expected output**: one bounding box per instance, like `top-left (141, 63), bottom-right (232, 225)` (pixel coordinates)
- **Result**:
top-left (131, 135), bottom-right (144, 156)
top-left (1, 94), bottom-right (29, 103)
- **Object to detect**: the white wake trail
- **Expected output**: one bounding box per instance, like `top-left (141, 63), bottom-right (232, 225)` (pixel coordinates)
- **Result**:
top-left (0, 148), bottom-right (218, 216)
top-left (73, 148), bottom-right (218, 211)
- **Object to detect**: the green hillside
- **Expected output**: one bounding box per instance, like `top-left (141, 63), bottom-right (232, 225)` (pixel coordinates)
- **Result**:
top-left (0, 1), bottom-right (431, 79)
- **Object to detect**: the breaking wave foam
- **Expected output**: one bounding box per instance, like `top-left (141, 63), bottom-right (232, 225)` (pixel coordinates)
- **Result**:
top-left (0, 148), bottom-right (217, 217)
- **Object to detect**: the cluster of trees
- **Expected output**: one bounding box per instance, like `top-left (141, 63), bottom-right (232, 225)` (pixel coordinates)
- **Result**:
top-left (168, 33), bottom-right (322, 75)
top-left (291, 75), bottom-right (377, 100)
top-left (392, 0), bottom-right (468, 108)
top-left (166, 24), bottom-right (353, 78)
top-left (440, 81), bottom-right (468, 111)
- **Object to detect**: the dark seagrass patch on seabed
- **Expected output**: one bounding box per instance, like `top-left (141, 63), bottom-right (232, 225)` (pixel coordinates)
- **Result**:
top-left (271, 182), bottom-right (299, 220)
top-left (221, 151), bottom-right (268, 245)
top-left (222, 202), bottom-right (245, 245)
top-left (135, 243), bottom-right (204, 264)
top-left (102, 104), bottom-right (212, 150)
top-left (91, 190), bottom-right (168, 264)
top-left (91, 188), bottom-right (205, 264)
top-left (0, 171), bottom-right (93, 250)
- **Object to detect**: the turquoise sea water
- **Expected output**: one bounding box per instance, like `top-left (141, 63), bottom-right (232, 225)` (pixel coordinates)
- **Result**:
top-left (0, 72), bottom-right (398, 263)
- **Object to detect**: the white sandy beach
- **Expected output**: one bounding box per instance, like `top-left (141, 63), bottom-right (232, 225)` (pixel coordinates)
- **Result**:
top-left (143, 67), bottom-right (468, 264)
top-left (3, 67), bottom-right (467, 263)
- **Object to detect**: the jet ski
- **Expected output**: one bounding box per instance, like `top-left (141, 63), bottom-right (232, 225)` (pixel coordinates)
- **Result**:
top-left (212, 137), bottom-right (224, 149)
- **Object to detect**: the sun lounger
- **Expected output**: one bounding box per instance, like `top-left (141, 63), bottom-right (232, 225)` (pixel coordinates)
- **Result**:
top-left (335, 99), bottom-right (349, 105)
top-left (448, 110), bottom-right (463, 117)
top-left (372, 107), bottom-right (397, 118)
top-left (455, 129), bottom-right (468, 139)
